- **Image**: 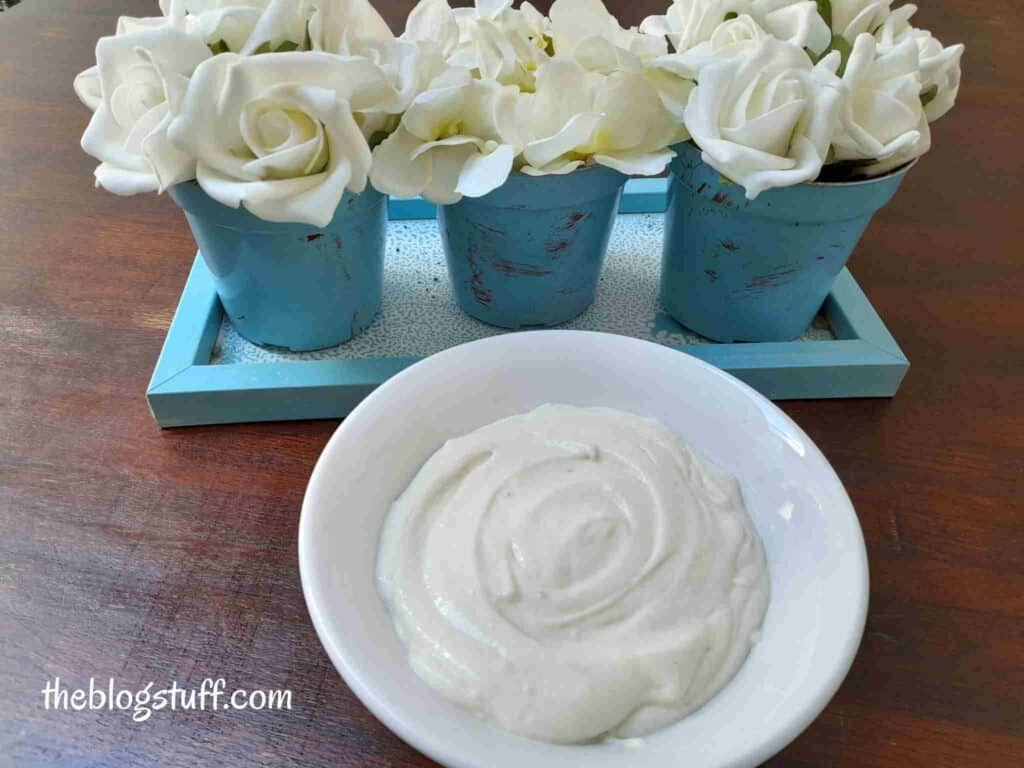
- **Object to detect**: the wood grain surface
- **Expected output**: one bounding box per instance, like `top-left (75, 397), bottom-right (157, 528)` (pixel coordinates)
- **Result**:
top-left (1, 1), bottom-right (1022, 766)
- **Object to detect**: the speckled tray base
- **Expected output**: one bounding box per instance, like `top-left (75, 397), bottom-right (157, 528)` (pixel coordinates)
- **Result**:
top-left (211, 214), bottom-right (833, 366)
top-left (148, 209), bottom-right (908, 428)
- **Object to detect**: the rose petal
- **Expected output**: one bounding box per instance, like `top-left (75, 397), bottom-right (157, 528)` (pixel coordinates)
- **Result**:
top-left (94, 162), bottom-right (161, 195)
top-left (74, 66), bottom-right (103, 111)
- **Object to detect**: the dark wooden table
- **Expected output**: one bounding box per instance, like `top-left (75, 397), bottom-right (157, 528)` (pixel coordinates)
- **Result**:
top-left (1, 1), bottom-right (1021, 766)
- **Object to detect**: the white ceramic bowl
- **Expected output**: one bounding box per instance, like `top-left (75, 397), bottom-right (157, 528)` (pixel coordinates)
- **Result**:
top-left (299, 331), bottom-right (868, 768)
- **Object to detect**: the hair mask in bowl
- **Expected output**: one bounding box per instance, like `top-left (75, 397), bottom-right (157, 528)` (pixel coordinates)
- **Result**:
top-left (376, 404), bottom-right (770, 744)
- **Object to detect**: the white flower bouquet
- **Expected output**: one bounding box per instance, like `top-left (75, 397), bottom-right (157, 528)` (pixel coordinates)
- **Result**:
top-left (73, 0), bottom-right (965, 343)
top-left (642, 0), bottom-right (964, 197)
top-left (73, 0), bottom-right (694, 222)
top-left (74, 0), bottom-right (964, 217)
top-left (645, 1), bottom-right (965, 344)
top-left (74, 0), bottom-right (446, 227)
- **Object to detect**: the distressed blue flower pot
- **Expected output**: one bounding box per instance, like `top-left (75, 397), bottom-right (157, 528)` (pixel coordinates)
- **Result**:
top-left (661, 142), bottom-right (914, 342)
top-left (438, 165), bottom-right (628, 329)
top-left (168, 182), bottom-right (386, 352)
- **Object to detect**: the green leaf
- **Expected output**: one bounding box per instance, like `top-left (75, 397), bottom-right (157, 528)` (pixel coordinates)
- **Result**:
top-left (275, 40), bottom-right (300, 52)
top-left (304, 20), bottom-right (312, 51)
top-left (830, 33), bottom-right (852, 76)
top-left (723, 11), bottom-right (738, 20)
top-left (253, 42), bottom-right (272, 55)
top-left (718, 174), bottom-right (736, 186)
top-left (815, 0), bottom-right (832, 29)
top-left (920, 84), bottom-right (938, 107)
top-left (207, 39), bottom-right (230, 55)
top-left (805, 46), bottom-right (820, 65)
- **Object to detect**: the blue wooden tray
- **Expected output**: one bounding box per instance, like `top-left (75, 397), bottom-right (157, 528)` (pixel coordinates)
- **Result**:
top-left (147, 179), bottom-right (908, 428)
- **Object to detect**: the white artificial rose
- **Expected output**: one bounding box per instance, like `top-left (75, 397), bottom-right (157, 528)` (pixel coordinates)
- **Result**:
top-left (74, 67), bottom-right (103, 112)
top-left (79, 27), bottom-right (212, 195)
top-left (651, 13), bottom-right (769, 81)
top-left (520, 58), bottom-right (682, 177)
top-left (749, 0), bottom-right (830, 54)
top-left (830, 0), bottom-right (892, 41)
top-left (875, 4), bottom-right (964, 121)
top-left (74, 15), bottom-right (175, 112)
top-left (549, 0), bottom-right (667, 72)
top-left (640, 0), bottom-right (748, 54)
top-left (370, 76), bottom-right (522, 204)
top-left (166, 52), bottom-right (392, 226)
top-left (832, 34), bottom-right (924, 162)
top-left (684, 39), bottom-right (843, 198)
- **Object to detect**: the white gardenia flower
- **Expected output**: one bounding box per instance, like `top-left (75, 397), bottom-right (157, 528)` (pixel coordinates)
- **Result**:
top-left (435, 0), bottom-right (552, 88)
top-left (832, 34), bottom-right (925, 162)
top-left (684, 38), bottom-right (843, 198)
top-left (519, 1), bottom-right (553, 52)
top-left (640, 0), bottom-right (748, 54)
top-left (79, 26), bottom-right (212, 195)
top-left (308, 0), bottom-right (392, 54)
top-left (159, 0), bottom-right (278, 52)
top-left (875, 4), bottom-right (964, 121)
top-left (345, 37), bottom-right (456, 126)
top-left (520, 58), bottom-right (682, 177)
top-left (166, 52), bottom-right (393, 226)
top-left (310, 0), bottom-right (459, 122)
top-left (472, 16), bottom-right (547, 88)
top-left (749, 0), bottom-right (830, 54)
top-left (370, 75), bottom-right (522, 204)
top-left (449, 0), bottom-right (520, 54)
top-left (403, 0), bottom-right (461, 57)
top-left (830, 0), bottom-right (892, 41)
top-left (549, 0), bottom-right (667, 72)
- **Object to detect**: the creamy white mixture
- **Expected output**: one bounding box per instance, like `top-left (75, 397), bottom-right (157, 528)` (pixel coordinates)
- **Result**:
top-left (377, 405), bottom-right (770, 744)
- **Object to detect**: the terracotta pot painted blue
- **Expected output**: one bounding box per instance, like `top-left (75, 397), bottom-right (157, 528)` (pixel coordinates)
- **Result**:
top-left (660, 141), bottom-right (914, 342)
top-left (438, 165), bottom-right (628, 329)
top-left (168, 182), bottom-right (386, 352)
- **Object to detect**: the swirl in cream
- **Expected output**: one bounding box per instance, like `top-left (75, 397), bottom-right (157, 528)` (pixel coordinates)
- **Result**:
top-left (377, 405), bottom-right (770, 744)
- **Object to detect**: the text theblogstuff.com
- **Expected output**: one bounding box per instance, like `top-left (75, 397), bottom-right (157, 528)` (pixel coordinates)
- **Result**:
top-left (41, 677), bottom-right (293, 722)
